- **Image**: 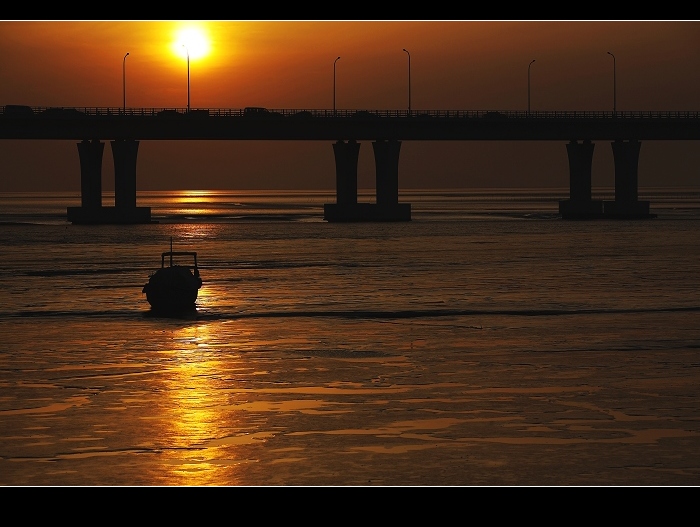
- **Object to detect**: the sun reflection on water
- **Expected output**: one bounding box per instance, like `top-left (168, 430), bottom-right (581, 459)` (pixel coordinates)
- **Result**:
top-left (165, 190), bottom-right (228, 220)
top-left (160, 323), bottom-right (240, 486)
top-left (168, 222), bottom-right (221, 240)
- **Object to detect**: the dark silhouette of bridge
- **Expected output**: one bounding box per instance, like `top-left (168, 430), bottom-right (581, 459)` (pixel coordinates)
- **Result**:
top-left (3, 104), bottom-right (700, 223)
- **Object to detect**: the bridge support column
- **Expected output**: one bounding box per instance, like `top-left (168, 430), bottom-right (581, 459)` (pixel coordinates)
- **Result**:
top-left (603, 139), bottom-right (653, 218)
top-left (67, 139), bottom-right (104, 223)
top-left (67, 139), bottom-right (152, 224)
top-left (109, 140), bottom-right (151, 223)
top-left (324, 139), bottom-right (411, 222)
top-left (324, 140), bottom-right (360, 221)
top-left (334, 139), bottom-right (360, 206)
top-left (372, 139), bottom-right (410, 220)
top-left (559, 140), bottom-right (603, 219)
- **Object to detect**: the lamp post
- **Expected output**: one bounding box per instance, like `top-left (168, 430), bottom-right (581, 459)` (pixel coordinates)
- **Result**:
top-left (123, 52), bottom-right (129, 112)
top-left (607, 51), bottom-right (616, 113)
top-left (334, 56), bottom-right (340, 114)
top-left (402, 48), bottom-right (411, 113)
top-left (528, 59), bottom-right (535, 114)
top-left (183, 44), bottom-right (190, 112)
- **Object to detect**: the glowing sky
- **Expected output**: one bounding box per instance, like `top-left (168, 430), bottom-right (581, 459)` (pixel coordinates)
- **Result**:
top-left (1, 20), bottom-right (699, 191)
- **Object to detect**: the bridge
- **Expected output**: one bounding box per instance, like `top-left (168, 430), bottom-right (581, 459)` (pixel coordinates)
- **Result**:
top-left (3, 104), bottom-right (700, 223)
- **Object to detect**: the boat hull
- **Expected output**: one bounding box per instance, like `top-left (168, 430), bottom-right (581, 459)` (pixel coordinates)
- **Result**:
top-left (143, 265), bottom-right (202, 313)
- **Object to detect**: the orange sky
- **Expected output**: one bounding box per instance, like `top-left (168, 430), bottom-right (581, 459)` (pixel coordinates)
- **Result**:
top-left (1, 20), bottom-right (699, 192)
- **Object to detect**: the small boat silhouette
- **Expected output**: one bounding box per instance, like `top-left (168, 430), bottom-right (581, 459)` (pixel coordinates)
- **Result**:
top-left (143, 238), bottom-right (202, 313)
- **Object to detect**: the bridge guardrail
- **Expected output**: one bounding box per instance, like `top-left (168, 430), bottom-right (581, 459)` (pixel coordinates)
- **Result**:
top-left (2, 105), bottom-right (700, 120)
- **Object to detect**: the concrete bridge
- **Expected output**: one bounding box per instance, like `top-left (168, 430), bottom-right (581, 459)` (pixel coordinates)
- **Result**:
top-left (3, 105), bottom-right (700, 223)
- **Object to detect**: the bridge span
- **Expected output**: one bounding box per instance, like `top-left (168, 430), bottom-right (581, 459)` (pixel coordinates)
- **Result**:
top-left (3, 105), bottom-right (700, 223)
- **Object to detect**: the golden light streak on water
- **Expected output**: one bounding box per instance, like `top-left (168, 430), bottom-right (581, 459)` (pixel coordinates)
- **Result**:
top-left (158, 324), bottom-right (240, 485)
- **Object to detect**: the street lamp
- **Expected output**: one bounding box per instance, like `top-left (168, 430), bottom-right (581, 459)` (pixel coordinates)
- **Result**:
top-left (183, 44), bottom-right (190, 112)
top-left (123, 52), bottom-right (129, 112)
top-left (402, 48), bottom-right (411, 113)
top-left (607, 51), bottom-right (616, 113)
top-left (334, 56), bottom-right (340, 114)
top-left (528, 59), bottom-right (535, 114)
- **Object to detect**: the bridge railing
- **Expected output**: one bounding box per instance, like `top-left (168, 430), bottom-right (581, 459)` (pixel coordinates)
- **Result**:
top-left (2, 105), bottom-right (700, 120)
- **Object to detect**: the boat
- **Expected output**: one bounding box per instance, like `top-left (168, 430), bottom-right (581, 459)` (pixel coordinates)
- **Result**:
top-left (143, 239), bottom-right (202, 313)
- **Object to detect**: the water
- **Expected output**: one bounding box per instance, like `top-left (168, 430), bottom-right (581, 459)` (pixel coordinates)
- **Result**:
top-left (1, 188), bottom-right (699, 486)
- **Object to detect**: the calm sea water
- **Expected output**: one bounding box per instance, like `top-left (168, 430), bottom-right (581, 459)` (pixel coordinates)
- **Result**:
top-left (1, 188), bottom-right (699, 486)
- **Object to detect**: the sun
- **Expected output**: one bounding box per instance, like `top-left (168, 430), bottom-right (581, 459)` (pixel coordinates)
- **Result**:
top-left (173, 24), bottom-right (211, 61)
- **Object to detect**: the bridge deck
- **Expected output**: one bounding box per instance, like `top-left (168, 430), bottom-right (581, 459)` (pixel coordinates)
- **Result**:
top-left (2, 106), bottom-right (700, 141)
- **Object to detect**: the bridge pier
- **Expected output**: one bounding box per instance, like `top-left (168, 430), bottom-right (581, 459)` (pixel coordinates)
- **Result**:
top-left (324, 139), bottom-right (411, 222)
top-left (77, 139), bottom-right (104, 208)
top-left (373, 140), bottom-right (410, 220)
top-left (334, 139), bottom-right (360, 206)
top-left (603, 139), bottom-right (653, 218)
top-left (559, 140), bottom-right (603, 219)
top-left (67, 139), bottom-right (152, 224)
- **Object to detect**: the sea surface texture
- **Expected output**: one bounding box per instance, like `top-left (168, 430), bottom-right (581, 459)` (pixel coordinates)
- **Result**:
top-left (1, 189), bottom-right (699, 486)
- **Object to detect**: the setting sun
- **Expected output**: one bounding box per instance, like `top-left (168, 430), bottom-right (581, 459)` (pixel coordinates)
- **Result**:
top-left (173, 24), bottom-right (210, 60)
